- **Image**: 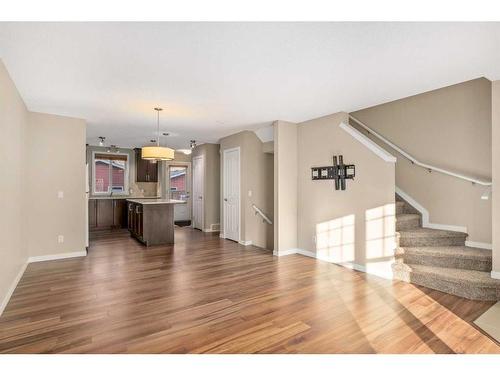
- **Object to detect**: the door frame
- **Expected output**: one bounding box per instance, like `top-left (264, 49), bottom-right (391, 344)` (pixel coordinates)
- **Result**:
top-left (222, 146), bottom-right (241, 242)
top-left (166, 161), bottom-right (192, 221)
top-left (192, 155), bottom-right (204, 230)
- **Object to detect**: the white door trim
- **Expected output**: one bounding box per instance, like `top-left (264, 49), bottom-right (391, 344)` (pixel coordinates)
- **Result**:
top-left (192, 155), bottom-right (204, 230)
top-left (223, 147), bottom-right (241, 243)
top-left (166, 161), bottom-right (192, 221)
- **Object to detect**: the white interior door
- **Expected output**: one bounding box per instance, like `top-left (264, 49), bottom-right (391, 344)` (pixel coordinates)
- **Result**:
top-left (223, 148), bottom-right (240, 242)
top-left (168, 164), bottom-right (191, 222)
top-left (192, 156), bottom-right (204, 230)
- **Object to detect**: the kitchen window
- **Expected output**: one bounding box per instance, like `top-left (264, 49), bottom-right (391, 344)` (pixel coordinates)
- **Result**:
top-left (92, 152), bottom-right (129, 195)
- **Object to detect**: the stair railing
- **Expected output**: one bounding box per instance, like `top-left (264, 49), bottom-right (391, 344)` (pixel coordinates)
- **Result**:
top-left (348, 115), bottom-right (492, 187)
top-left (252, 204), bottom-right (273, 224)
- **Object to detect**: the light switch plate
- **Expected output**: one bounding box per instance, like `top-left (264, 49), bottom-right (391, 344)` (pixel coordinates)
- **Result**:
top-left (58, 191), bottom-right (64, 199)
top-left (58, 235), bottom-right (64, 243)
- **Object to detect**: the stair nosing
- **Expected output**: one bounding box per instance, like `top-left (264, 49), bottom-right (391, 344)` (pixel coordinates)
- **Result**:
top-left (394, 263), bottom-right (500, 287)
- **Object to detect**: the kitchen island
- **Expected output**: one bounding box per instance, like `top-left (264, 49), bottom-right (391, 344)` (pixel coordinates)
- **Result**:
top-left (127, 199), bottom-right (185, 246)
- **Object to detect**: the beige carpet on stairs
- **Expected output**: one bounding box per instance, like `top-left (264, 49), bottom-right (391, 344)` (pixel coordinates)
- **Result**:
top-left (474, 302), bottom-right (500, 343)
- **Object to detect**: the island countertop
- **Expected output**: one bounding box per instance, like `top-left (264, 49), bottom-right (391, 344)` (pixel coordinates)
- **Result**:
top-left (126, 198), bottom-right (186, 205)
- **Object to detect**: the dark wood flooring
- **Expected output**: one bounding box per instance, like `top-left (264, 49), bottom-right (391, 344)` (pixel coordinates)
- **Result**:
top-left (0, 228), bottom-right (498, 353)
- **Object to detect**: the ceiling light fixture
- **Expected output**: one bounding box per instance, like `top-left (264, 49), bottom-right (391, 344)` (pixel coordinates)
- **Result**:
top-left (141, 107), bottom-right (175, 162)
top-left (190, 140), bottom-right (197, 149)
top-left (98, 136), bottom-right (106, 147)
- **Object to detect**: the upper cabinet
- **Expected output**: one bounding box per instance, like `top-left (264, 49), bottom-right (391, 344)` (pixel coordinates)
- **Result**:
top-left (134, 148), bottom-right (158, 182)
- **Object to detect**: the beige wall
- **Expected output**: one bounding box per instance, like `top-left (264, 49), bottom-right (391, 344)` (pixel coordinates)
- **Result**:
top-left (351, 78), bottom-right (492, 245)
top-left (26, 112), bottom-right (87, 257)
top-left (0, 61), bottom-right (87, 314)
top-left (191, 143), bottom-right (220, 230)
top-left (297, 112), bottom-right (396, 276)
top-left (273, 121), bottom-right (298, 254)
top-left (0, 61), bottom-right (28, 313)
top-left (492, 81), bottom-right (500, 277)
top-left (220, 131), bottom-right (274, 249)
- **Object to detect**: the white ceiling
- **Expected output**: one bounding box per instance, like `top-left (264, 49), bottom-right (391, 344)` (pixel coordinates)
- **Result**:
top-left (1, 22), bottom-right (499, 149)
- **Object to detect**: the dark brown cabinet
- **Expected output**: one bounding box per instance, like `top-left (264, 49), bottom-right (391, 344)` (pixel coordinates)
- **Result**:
top-left (89, 199), bottom-right (128, 231)
top-left (89, 199), bottom-right (97, 229)
top-left (127, 200), bottom-right (175, 246)
top-left (135, 148), bottom-right (158, 182)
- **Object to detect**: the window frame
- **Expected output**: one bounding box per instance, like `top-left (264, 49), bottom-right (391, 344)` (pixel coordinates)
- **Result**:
top-left (91, 151), bottom-right (129, 196)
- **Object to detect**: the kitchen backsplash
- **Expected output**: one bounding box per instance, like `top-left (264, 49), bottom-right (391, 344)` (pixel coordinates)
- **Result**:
top-left (133, 182), bottom-right (159, 197)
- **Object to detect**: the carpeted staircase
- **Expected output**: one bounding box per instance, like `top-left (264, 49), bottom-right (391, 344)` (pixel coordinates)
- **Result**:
top-left (392, 195), bottom-right (500, 301)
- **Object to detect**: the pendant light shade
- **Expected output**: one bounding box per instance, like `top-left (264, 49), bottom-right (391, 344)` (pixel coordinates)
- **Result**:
top-left (141, 146), bottom-right (174, 160)
top-left (141, 107), bottom-right (175, 161)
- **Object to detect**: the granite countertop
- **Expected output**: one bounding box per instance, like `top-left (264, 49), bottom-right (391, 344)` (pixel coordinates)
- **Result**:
top-left (89, 196), bottom-right (161, 200)
top-left (126, 198), bottom-right (186, 205)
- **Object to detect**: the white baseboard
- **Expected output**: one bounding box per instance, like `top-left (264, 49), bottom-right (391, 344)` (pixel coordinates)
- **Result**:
top-left (273, 248), bottom-right (300, 256)
top-left (28, 251), bottom-right (87, 263)
top-left (295, 249), bottom-right (316, 258)
top-left (203, 228), bottom-right (220, 233)
top-left (0, 262), bottom-right (28, 317)
top-left (465, 241), bottom-right (493, 250)
top-left (491, 271), bottom-right (500, 280)
top-left (239, 240), bottom-right (253, 246)
top-left (396, 187), bottom-right (467, 234)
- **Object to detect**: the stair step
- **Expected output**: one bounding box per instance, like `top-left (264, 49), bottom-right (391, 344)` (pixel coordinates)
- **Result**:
top-left (395, 201), bottom-right (406, 214)
top-left (392, 263), bottom-right (500, 301)
top-left (395, 246), bottom-right (492, 271)
top-left (397, 228), bottom-right (467, 247)
top-left (396, 213), bottom-right (421, 230)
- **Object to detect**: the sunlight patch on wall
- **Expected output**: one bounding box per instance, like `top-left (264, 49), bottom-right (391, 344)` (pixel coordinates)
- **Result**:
top-left (365, 203), bottom-right (396, 260)
top-left (315, 214), bottom-right (355, 263)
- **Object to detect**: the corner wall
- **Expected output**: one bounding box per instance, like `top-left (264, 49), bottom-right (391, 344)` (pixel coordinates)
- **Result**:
top-left (0, 60), bottom-right (28, 314)
top-left (296, 112), bottom-right (396, 277)
top-left (220, 131), bottom-right (274, 249)
top-left (0, 60), bottom-right (87, 314)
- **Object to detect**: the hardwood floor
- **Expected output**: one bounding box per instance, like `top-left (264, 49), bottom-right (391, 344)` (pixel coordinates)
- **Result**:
top-left (0, 227), bottom-right (498, 353)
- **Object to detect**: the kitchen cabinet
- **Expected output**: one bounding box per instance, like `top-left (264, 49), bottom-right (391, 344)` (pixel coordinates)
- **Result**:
top-left (135, 148), bottom-right (158, 182)
top-left (127, 199), bottom-right (181, 246)
top-left (97, 199), bottom-right (114, 228)
top-left (89, 198), bottom-right (128, 231)
top-left (89, 199), bottom-right (97, 229)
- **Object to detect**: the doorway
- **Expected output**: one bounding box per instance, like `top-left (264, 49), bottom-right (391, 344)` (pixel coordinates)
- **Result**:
top-left (167, 163), bottom-right (192, 225)
top-left (222, 147), bottom-right (240, 242)
top-left (192, 155), bottom-right (204, 230)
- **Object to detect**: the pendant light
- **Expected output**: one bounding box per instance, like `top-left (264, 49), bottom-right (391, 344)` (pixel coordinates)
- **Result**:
top-left (141, 107), bottom-right (175, 161)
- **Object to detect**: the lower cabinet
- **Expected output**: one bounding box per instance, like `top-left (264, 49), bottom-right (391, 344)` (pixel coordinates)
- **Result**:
top-left (128, 202), bottom-right (144, 241)
top-left (89, 199), bottom-right (128, 231)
